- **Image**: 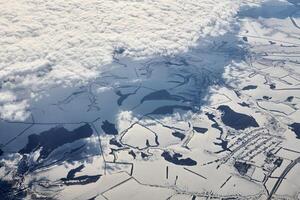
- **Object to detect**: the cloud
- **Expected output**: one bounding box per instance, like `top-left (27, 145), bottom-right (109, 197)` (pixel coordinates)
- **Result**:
top-left (0, 91), bottom-right (16, 103)
top-left (0, 0), bottom-right (253, 121)
top-left (0, 100), bottom-right (29, 121)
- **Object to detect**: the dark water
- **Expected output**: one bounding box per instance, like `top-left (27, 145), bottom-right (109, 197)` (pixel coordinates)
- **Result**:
top-left (0, 180), bottom-right (13, 195)
top-left (0, 180), bottom-right (26, 200)
top-left (161, 151), bottom-right (197, 166)
top-left (146, 139), bottom-right (151, 147)
top-left (116, 87), bottom-right (140, 106)
top-left (286, 96), bottom-right (294, 102)
top-left (141, 90), bottom-right (182, 103)
top-left (19, 124), bottom-right (93, 160)
top-left (234, 161), bottom-right (251, 176)
top-left (69, 144), bottom-right (86, 154)
top-left (150, 105), bottom-right (192, 115)
top-left (172, 131), bottom-right (185, 140)
top-left (67, 164), bottom-right (85, 179)
top-left (61, 164), bottom-right (101, 186)
top-left (214, 140), bottom-right (231, 153)
top-left (116, 90), bottom-right (132, 106)
top-left (270, 84), bottom-right (276, 89)
top-left (217, 105), bottom-right (259, 130)
top-left (61, 175), bottom-right (101, 186)
top-left (101, 120), bottom-right (118, 135)
top-left (109, 138), bottom-right (123, 147)
top-left (289, 123), bottom-right (300, 138)
top-left (206, 112), bottom-right (223, 135)
top-left (238, 102), bottom-right (250, 107)
top-left (207, 110), bottom-right (230, 154)
top-left (242, 85), bottom-right (257, 90)
top-left (129, 150), bottom-right (136, 159)
top-left (274, 158), bottom-right (283, 167)
top-left (263, 96), bottom-right (272, 100)
top-left (141, 152), bottom-right (148, 159)
top-left (193, 127), bottom-right (208, 134)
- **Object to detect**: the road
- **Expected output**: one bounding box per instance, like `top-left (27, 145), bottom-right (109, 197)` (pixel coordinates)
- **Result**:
top-left (267, 156), bottom-right (300, 200)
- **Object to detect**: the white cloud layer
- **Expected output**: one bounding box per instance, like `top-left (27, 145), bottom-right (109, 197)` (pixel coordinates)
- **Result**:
top-left (0, 0), bottom-right (253, 121)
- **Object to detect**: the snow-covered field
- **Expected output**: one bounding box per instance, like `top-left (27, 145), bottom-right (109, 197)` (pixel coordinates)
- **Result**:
top-left (1, 0), bottom-right (300, 199)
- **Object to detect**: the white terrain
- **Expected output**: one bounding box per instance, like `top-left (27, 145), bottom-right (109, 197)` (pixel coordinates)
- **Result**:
top-left (1, 0), bottom-right (300, 199)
